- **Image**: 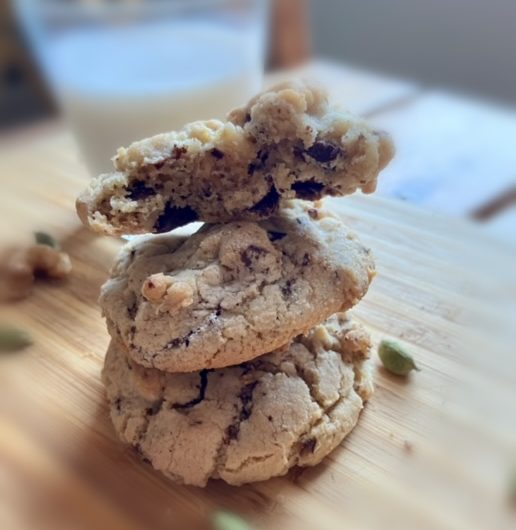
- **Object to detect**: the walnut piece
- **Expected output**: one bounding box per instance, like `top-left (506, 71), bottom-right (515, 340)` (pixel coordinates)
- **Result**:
top-left (141, 272), bottom-right (170, 301)
top-left (163, 281), bottom-right (194, 310)
top-left (142, 272), bottom-right (195, 312)
top-left (0, 244), bottom-right (72, 301)
top-left (26, 245), bottom-right (72, 278)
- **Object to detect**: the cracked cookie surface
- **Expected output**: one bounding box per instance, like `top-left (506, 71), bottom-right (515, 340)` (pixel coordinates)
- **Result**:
top-left (100, 200), bottom-right (375, 372)
top-left (76, 80), bottom-right (394, 236)
top-left (102, 313), bottom-right (373, 487)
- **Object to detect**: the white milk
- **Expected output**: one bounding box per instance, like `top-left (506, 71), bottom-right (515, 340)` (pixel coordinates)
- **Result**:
top-left (47, 21), bottom-right (263, 175)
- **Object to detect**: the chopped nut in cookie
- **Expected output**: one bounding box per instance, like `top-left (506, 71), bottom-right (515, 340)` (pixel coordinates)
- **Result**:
top-left (142, 272), bottom-right (195, 312)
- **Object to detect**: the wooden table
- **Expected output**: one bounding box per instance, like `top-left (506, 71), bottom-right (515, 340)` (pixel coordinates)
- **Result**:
top-left (1, 62), bottom-right (515, 530)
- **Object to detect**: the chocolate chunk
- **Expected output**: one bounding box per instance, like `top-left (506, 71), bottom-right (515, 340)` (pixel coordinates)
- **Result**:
top-left (258, 149), bottom-right (269, 163)
top-left (281, 279), bottom-right (294, 298)
top-left (248, 149), bottom-right (269, 175)
top-left (154, 204), bottom-right (198, 233)
top-left (227, 424), bottom-right (239, 440)
top-left (250, 185), bottom-right (280, 215)
top-left (172, 145), bottom-right (187, 159)
top-left (167, 331), bottom-right (193, 349)
top-left (291, 179), bottom-right (325, 200)
top-left (210, 148), bottom-right (224, 159)
top-left (167, 337), bottom-right (183, 349)
top-left (133, 445), bottom-right (151, 465)
top-left (241, 244), bottom-right (267, 267)
top-left (146, 399), bottom-right (164, 416)
top-left (293, 143), bottom-right (305, 160)
top-left (267, 231), bottom-right (287, 242)
top-left (128, 181), bottom-right (156, 200)
top-left (127, 302), bottom-right (138, 319)
top-left (300, 437), bottom-right (317, 455)
top-left (239, 381), bottom-right (258, 421)
top-left (306, 141), bottom-right (341, 163)
top-left (174, 370), bottom-right (210, 410)
top-left (226, 381), bottom-right (258, 441)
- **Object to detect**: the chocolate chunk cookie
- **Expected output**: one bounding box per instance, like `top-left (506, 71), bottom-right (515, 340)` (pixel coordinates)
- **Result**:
top-left (99, 201), bottom-right (375, 372)
top-left (76, 80), bottom-right (394, 236)
top-left (102, 313), bottom-right (373, 487)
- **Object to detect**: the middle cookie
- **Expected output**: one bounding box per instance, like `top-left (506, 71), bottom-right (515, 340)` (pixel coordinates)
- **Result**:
top-left (100, 200), bottom-right (375, 372)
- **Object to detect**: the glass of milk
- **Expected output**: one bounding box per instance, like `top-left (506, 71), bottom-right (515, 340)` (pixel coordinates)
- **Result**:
top-left (16, 0), bottom-right (268, 176)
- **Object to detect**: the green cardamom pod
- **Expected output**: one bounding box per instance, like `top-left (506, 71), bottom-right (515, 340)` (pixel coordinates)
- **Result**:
top-left (378, 339), bottom-right (420, 376)
top-left (0, 326), bottom-right (33, 352)
top-left (212, 511), bottom-right (252, 530)
top-left (34, 231), bottom-right (59, 249)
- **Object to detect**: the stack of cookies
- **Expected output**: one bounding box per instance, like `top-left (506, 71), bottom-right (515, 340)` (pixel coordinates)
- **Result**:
top-left (76, 81), bottom-right (394, 487)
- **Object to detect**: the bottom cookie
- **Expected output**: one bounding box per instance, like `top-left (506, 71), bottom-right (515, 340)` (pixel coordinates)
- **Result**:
top-left (102, 313), bottom-right (373, 487)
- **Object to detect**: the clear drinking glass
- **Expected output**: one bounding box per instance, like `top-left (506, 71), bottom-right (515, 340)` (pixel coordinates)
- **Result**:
top-left (15, 0), bottom-right (268, 176)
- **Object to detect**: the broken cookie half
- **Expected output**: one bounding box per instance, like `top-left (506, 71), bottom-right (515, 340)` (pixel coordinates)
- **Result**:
top-left (102, 313), bottom-right (373, 487)
top-left (77, 80), bottom-right (394, 236)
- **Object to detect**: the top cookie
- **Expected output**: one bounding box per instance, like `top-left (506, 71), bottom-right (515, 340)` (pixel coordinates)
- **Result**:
top-left (76, 80), bottom-right (394, 236)
top-left (99, 200), bottom-right (375, 372)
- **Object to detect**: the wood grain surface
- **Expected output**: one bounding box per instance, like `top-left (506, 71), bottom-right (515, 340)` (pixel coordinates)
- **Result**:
top-left (1, 64), bottom-right (515, 530)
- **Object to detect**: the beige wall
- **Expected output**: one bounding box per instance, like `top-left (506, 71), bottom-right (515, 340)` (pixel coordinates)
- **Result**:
top-left (311, 0), bottom-right (516, 103)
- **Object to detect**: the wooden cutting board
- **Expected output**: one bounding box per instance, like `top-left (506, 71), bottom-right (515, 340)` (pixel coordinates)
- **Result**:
top-left (1, 66), bottom-right (515, 530)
